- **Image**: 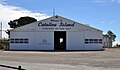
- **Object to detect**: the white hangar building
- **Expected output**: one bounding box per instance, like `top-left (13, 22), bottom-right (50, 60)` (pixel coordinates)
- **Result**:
top-left (9, 15), bottom-right (103, 51)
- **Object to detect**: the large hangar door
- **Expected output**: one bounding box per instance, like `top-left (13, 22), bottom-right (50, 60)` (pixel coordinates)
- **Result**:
top-left (54, 31), bottom-right (66, 50)
top-left (67, 31), bottom-right (84, 50)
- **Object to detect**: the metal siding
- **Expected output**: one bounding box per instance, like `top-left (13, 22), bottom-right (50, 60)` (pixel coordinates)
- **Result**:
top-left (10, 32), bottom-right (33, 50)
top-left (67, 31), bottom-right (84, 50)
top-left (85, 30), bottom-right (102, 39)
top-left (85, 44), bottom-right (103, 50)
top-left (84, 30), bottom-right (103, 50)
top-left (35, 32), bottom-right (54, 50)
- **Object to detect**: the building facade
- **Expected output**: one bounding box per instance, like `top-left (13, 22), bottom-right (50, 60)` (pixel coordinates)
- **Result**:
top-left (103, 35), bottom-right (112, 48)
top-left (9, 16), bottom-right (103, 50)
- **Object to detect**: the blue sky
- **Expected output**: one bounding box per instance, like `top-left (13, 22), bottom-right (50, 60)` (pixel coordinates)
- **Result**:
top-left (0, 0), bottom-right (120, 45)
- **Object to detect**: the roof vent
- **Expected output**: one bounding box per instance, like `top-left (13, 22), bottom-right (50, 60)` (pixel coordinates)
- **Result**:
top-left (55, 15), bottom-right (58, 18)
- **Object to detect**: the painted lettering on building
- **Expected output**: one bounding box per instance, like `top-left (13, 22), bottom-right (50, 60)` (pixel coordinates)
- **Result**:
top-left (38, 22), bottom-right (75, 27)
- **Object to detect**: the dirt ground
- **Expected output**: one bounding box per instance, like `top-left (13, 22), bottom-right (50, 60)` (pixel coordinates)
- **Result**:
top-left (0, 48), bottom-right (120, 70)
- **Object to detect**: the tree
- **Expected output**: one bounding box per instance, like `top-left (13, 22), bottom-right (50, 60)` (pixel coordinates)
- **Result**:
top-left (107, 30), bottom-right (116, 47)
top-left (8, 16), bottom-right (37, 28)
top-left (0, 38), bottom-right (9, 50)
top-left (6, 16), bottom-right (37, 37)
top-left (5, 29), bottom-right (10, 38)
top-left (8, 19), bottom-right (18, 28)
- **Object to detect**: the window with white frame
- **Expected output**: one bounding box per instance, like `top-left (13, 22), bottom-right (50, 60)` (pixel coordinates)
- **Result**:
top-left (10, 38), bottom-right (29, 44)
top-left (85, 39), bottom-right (102, 44)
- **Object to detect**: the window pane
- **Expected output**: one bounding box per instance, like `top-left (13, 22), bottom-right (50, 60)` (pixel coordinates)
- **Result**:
top-left (99, 42), bottom-right (102, 44)
top-left (10, 39), bottom-right (14, 43)
top-left (85, 42), bottom-right (88, 44)
top-left (99, 39), bottom-right (102, 44)
top-left (94, 39), bottom-right (98, 43)
top-left (89, 39), bottom-right (93, 41)
top-left (94, 42), bottom-right (98, 43)
top-left (89, 42), bottom-right (93, 43)
top-left (15, 39), bottom-right (19, 43)
top-left (99, 39), bottom-right (102, 41)
top-left (20, 39), bottom-right (23, 43)
top-left (85, 39), bottom-right (88, 41)
top-left (94, 39), bottom-right (98, 41)
top-left (24, 39), bottom-right (28, 43)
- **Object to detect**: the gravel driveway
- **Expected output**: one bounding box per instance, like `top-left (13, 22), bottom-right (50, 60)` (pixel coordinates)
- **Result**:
top-left (0, 48), bottom-right (120, 70)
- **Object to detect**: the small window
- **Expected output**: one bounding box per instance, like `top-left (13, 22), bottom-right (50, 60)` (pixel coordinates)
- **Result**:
top-left (99, 39), bottom-right (102, 44)
top-left (85, 39), bottom-right (89, 44)
top-left (89, 39), bottom-right (93, 41)
top-left (89, 39), bottom-right (93, 43)
top-left (89, 41), bottom-right (93, 43)
top-left (94, 39), bottom-right (98, 41)
top-left (99, 42), bottom-right (102, 44)
top-left (15, 39), bottom-right (19, 43)
top-left (10, 39), bottom-right (14, 43)
top-left (85, 42), bottom-right (88, 44)
top-left (99, 39), bottom-right (102, 41)
top-left (60, 38), bottom-right (63, 43)
top-left (94, 39), bottom-right (98, 43)
top-left (85, 39), bottom-right (88, 41)
top-left (20, 39), bottom-right (23, 43)
top-left (24, 39), bottom-right (28, 43)
top-left (94, 42), bottom-right (98, 43)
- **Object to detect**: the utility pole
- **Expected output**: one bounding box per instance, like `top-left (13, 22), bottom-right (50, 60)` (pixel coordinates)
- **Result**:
top-left (0, 22), bottom-right (2, 48)
top-left (53, 8), bottom-right (55, 16)
top-left (1, 22), bottom-right (2, 42)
